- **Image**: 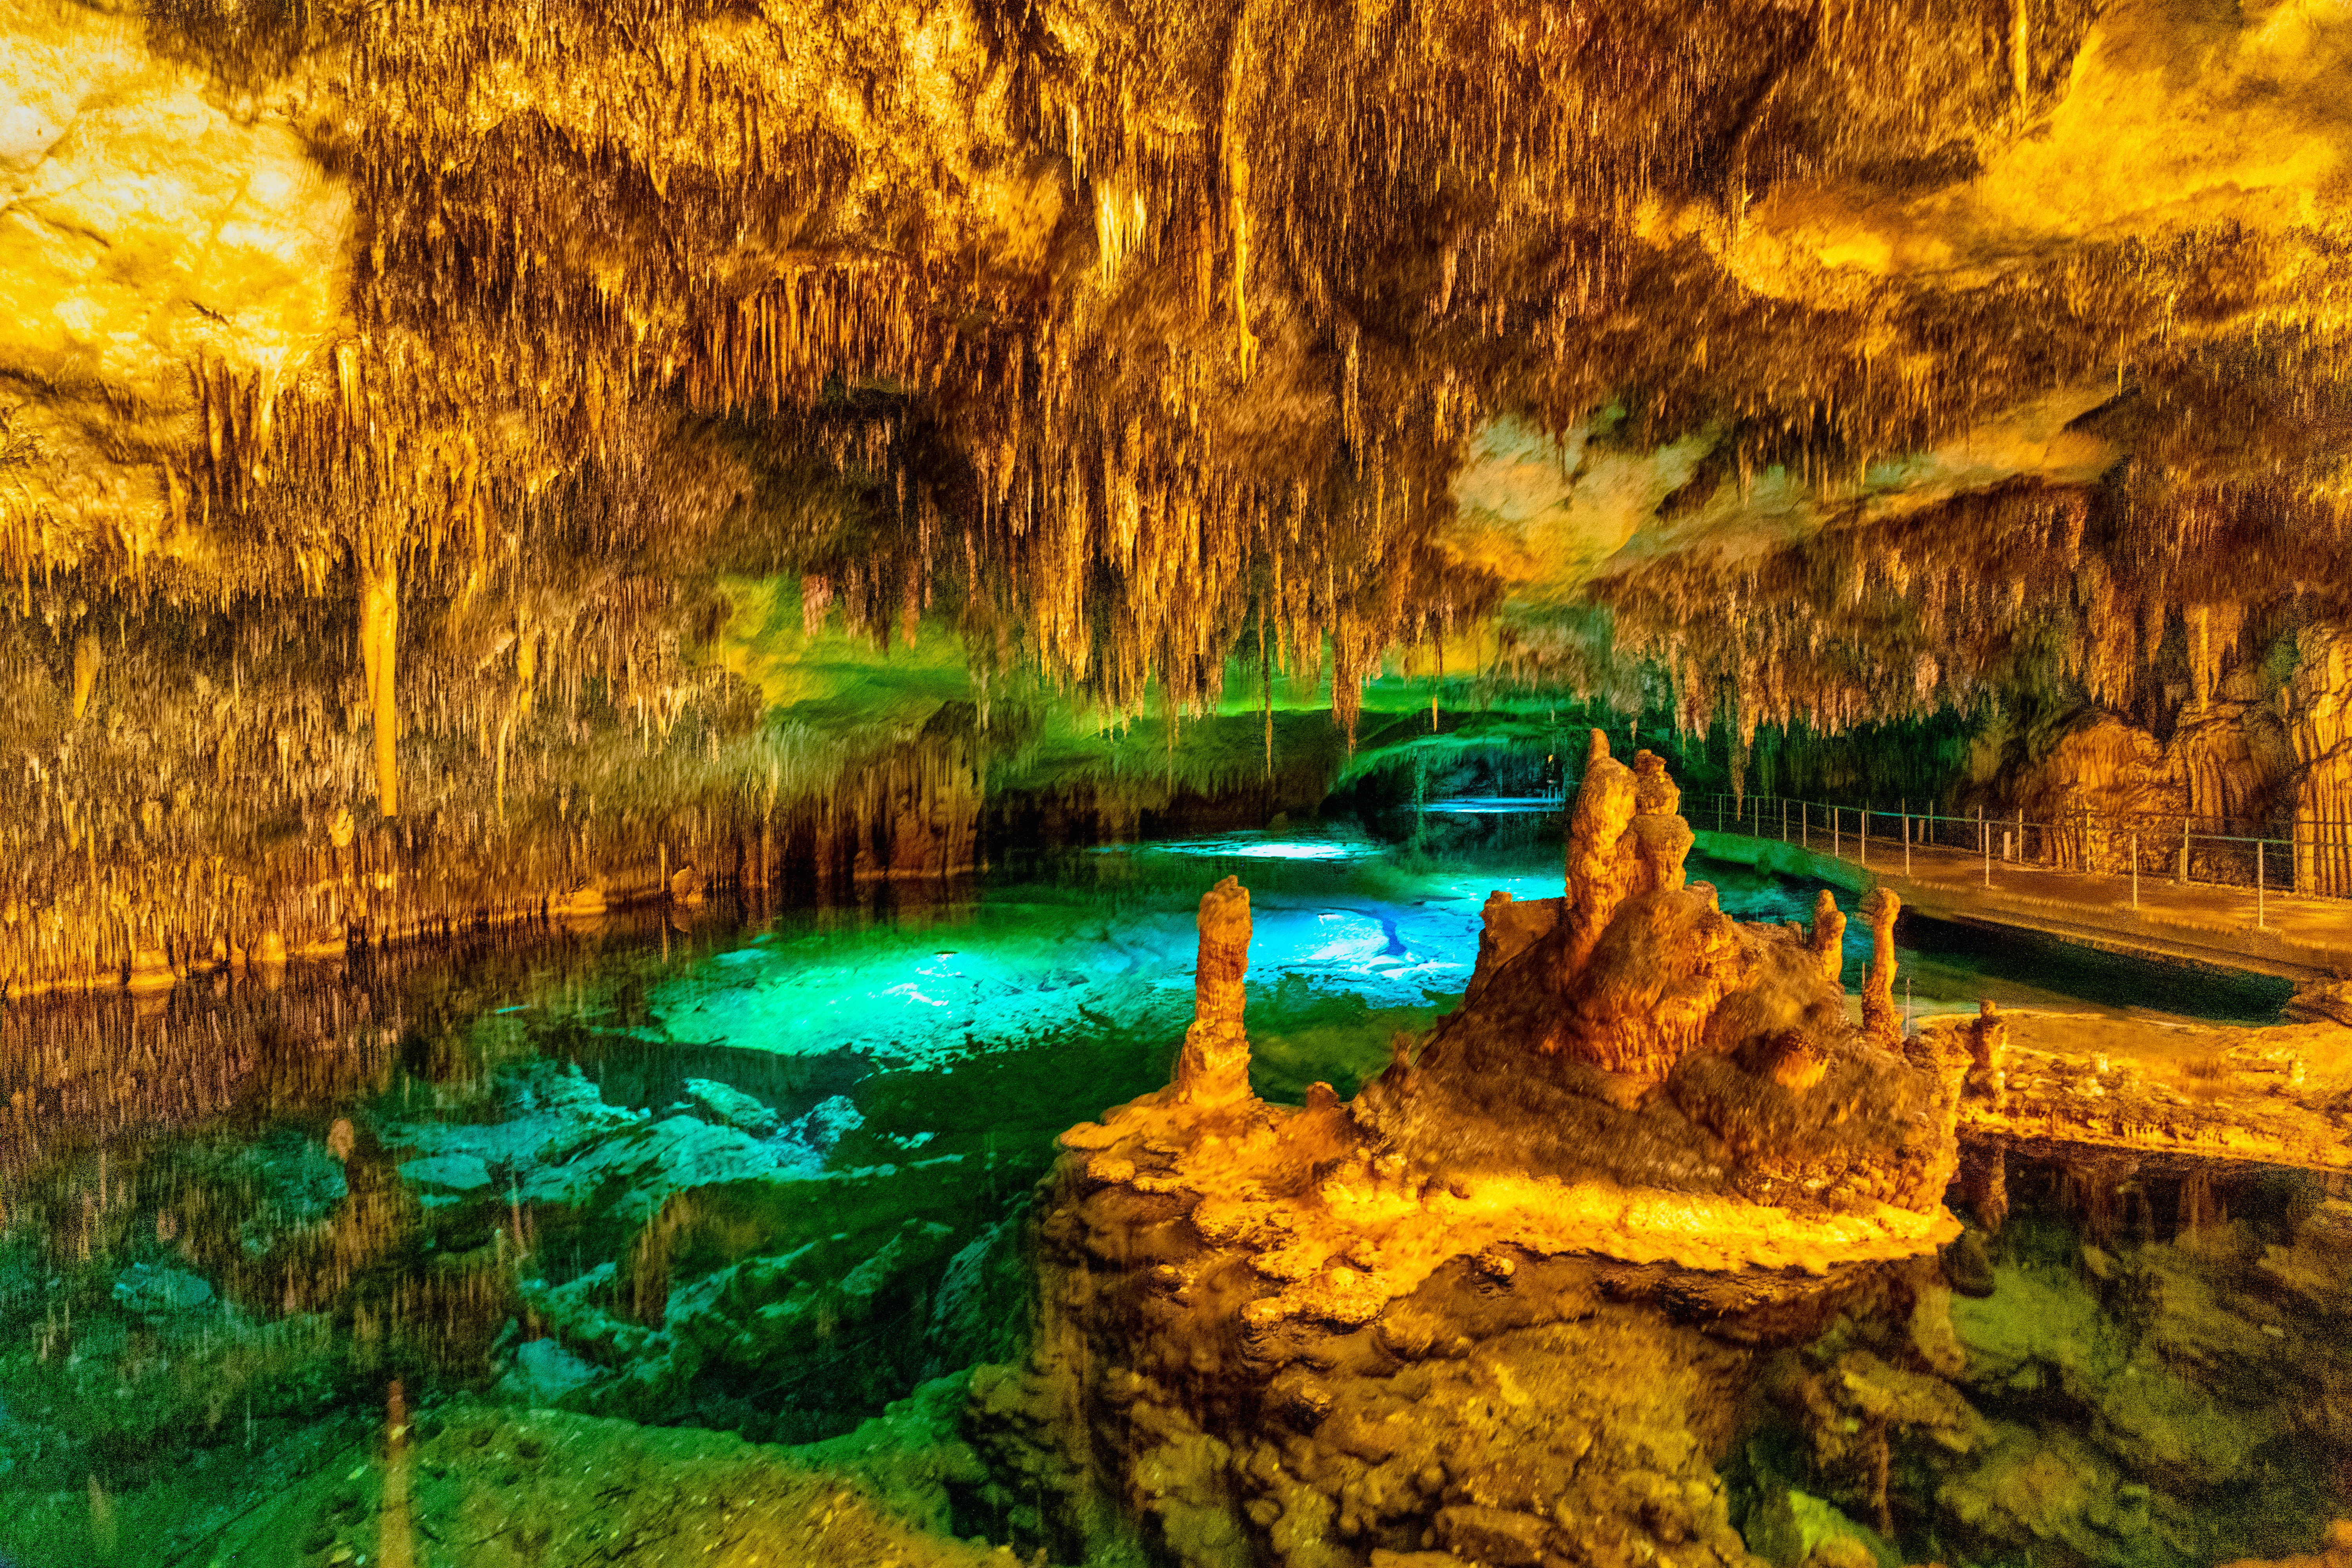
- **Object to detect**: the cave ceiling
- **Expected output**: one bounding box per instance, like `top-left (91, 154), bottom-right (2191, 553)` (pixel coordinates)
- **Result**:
top-left (2, 0), bottom-right (2348, 743)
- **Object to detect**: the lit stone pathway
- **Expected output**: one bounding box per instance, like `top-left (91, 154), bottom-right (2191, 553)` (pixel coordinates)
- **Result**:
top-left (1699, 829), bottom-right (2352, 980)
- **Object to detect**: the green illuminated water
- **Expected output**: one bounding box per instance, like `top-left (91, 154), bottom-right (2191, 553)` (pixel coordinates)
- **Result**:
top-left (0, 818), bottom-right (2307, 1566)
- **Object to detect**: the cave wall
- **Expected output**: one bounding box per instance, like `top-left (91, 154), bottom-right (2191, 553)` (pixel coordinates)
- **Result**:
top-left (1, 0), bottom-right (2348, 976)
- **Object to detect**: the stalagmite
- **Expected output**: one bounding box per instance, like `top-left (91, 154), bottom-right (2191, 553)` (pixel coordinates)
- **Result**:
top-left (1809, 889), bottom-right (1846, 983)
top-left (2290, 624), bottom-right (2352, 896)
top-left (1859, 887), bottom-right (1901, 1045)
top-left (1171, 875), bottom-right (1254, 1107)
top-left (1563, 729), bottom-right (1638, 975)
top-left (1624, 749), bottom-right (1695, 895)
top-left (1965, 1000), bottom-right (2009, 1109)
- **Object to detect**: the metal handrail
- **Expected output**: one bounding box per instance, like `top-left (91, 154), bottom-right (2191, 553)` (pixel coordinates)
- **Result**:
top-left (1696, 792), bottom-right (2351, 929)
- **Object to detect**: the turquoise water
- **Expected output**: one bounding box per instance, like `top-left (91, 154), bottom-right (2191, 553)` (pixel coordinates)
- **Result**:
top-left (0, 822), bottom-right (2298, 1564)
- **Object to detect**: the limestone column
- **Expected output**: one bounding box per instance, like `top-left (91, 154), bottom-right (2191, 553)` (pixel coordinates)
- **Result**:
top-left (2289, 624), bottom-right (2352, 895)
top-left (1859, 886), bottom-right (1901, 1045)
top-left (1808, 889), bottom-right (1846, 983)
top-left (1172, 875), bottom-right (1254, 1106)
top-left (1563, 729), bottom-right (1638, 974)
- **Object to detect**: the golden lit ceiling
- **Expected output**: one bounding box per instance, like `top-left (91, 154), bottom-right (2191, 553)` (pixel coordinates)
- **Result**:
top-left (1, 0), bottom-right (2347, 737)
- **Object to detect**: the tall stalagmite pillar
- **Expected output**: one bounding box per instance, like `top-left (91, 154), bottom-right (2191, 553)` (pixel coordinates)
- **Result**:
top-left (2290, 623), bottom-right (2352, 895)
top-left (1172, 875), bottom-right (1254, 1107)
top-left (360, 547), bottom-right (400, 817)
top-left (1563, 729), bottom-right (1638, 974)
top-left (1809, 889), bottom-right (1846, 982)
top-left (1860, 887), bottom-right (1902, 1045)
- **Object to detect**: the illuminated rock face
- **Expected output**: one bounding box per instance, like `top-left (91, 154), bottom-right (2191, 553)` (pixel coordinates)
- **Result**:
top-left (1172, 875), bottom-right (1254, 1107)
top-left (2292, 626), bottom-right (2352, 896)
top-left (1006, 747), bottom-right (1975, 1566)
top-left (1372, 735), bottom-right (1967, 1214)
top-left (0, 0), bottom-right (351, 563)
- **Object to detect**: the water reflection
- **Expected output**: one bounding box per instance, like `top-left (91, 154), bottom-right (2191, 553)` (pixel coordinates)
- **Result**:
top-left (1733, 1150), bottom-right (2352, 1565)
top-left (0, 833), bottom-right (2321, 1566)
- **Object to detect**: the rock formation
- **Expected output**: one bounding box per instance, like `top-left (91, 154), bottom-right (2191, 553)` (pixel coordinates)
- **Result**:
top-left (984, 736), bottom-right (2352, 1566)
top-left (5, 0), bottom-right (2352, 1558)
top-left (1857, 888), bottom-right (1901, 1048)
top-left (1013, 742), bottom-right (1972, 1566)
top-left (1560, 730), bottom-right (1641, 975)
top-left (1345, 731), bottom-right (1966, 1216)
top-left (1171, 875), bottom-right (1256, 1108)
top-left (1952, 1011), bottom-right (2352, 1175)
top-left (2292, 625), bottom-right (2352, 896)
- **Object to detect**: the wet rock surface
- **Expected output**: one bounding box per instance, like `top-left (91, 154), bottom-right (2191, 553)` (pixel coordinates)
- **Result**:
top-left (1953, 1010), bottom-right (2352, 1173)
top-left (1731, 1155), bottom-right (2352, 1568)
top-left (969, 1212), bottom-right (1872, 1568)
top-left (178, 1405), bottom-right (1018, 1568)
top-left (967, 748), bottom-right (1975, 1566)
top-left (981, 748), bottom-right (2352, 1568)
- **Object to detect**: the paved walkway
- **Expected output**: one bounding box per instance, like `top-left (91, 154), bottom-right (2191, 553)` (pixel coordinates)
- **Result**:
top-left (1693, 829), bottom-right (2352, 982)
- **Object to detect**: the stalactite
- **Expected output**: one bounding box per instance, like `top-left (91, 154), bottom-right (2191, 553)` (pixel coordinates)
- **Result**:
top-left (0, 0), bottom-right (2331, 991)
top-left (360, 546), bottom-right (401, 818)
top-left (71, 631), bottom-right (100, 721)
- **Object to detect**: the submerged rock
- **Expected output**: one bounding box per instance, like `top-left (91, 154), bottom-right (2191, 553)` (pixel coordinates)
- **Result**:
top-left (111, 1263), bottom-right (213, 1315)
top-left (1742, 1487), bottom-right (1898, 1568)
top-left (500, 1337), bottom-right (607, 1408)
top-left (192, 1406), bottom-right (1022, 1568)
top-left (683, 1078), bottom-right (782, 1136)
top-left (401, 1152), bottom-right (495, 1204)
top-left (1941, 1229), bottom-right (1998, 1298)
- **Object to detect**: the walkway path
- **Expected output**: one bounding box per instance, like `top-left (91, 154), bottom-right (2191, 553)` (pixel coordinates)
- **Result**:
top-left (1693, 829), bottom-right (2352, 982)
